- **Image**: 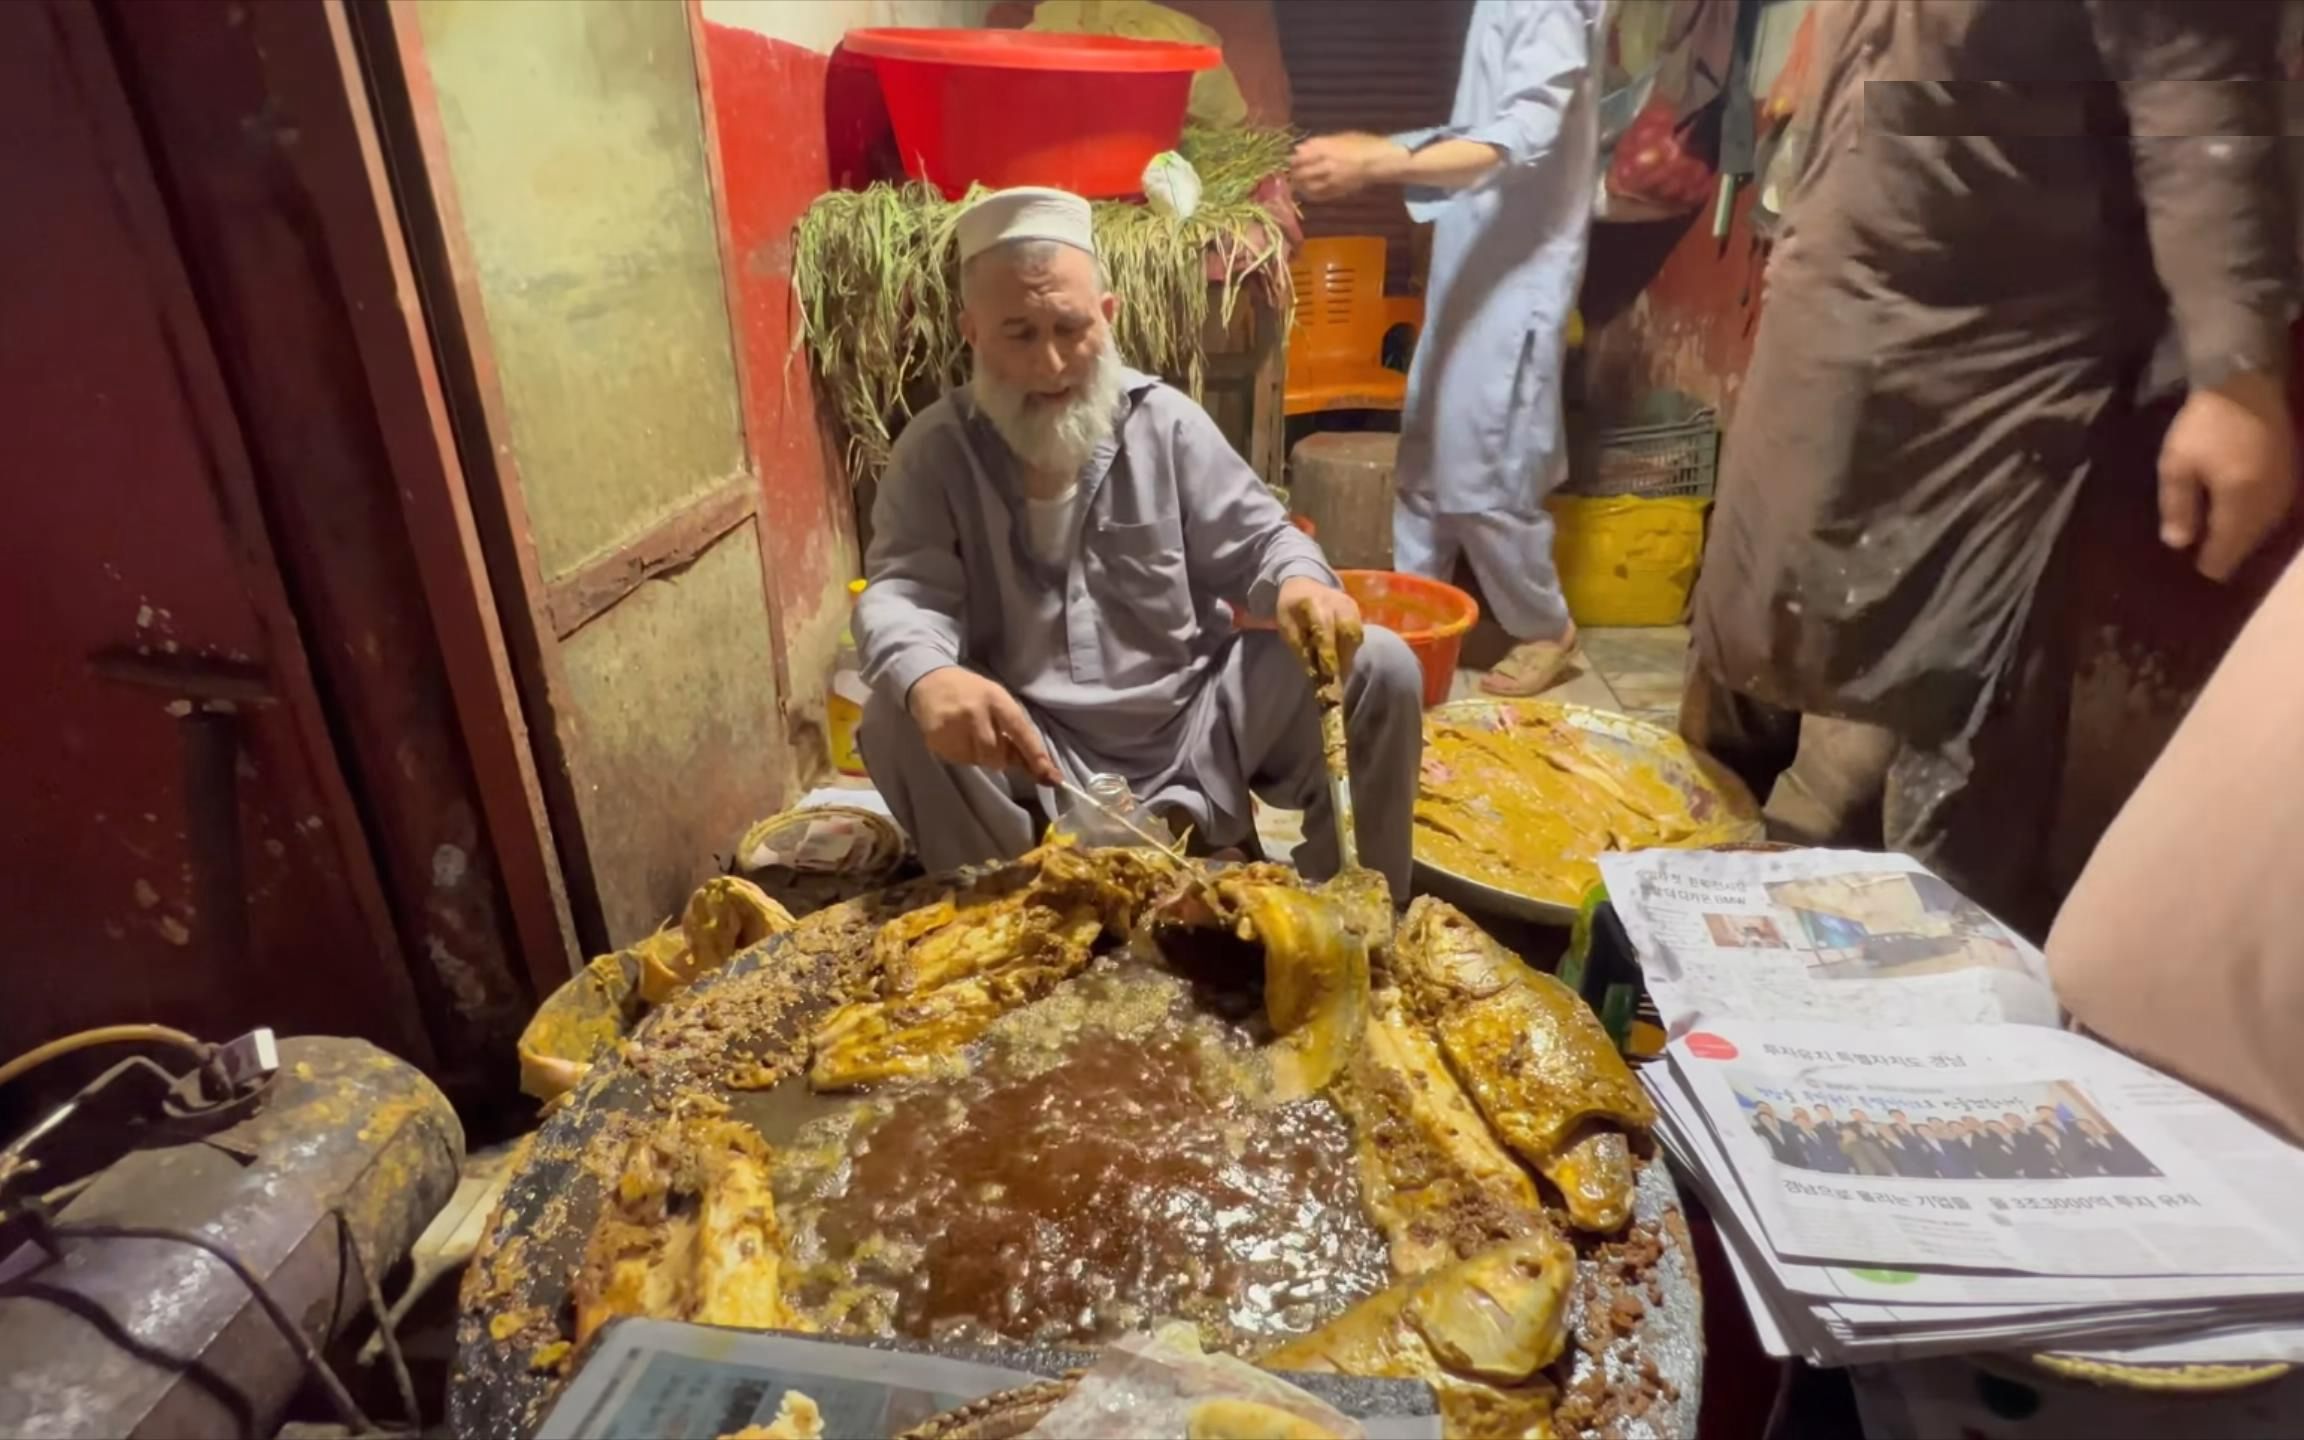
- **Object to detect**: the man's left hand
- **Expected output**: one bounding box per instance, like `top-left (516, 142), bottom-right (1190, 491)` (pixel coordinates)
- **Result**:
top-left (1278, 576), bottom-right (1366, 684)
top-left (1291, 133), bottom-right (1407, 202)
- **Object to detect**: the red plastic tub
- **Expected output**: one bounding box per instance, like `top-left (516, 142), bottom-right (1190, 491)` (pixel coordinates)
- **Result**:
top-left (844, 28), bottom-right (1219, 199)
top-left (1337, 570), bottom-right (1480, 708)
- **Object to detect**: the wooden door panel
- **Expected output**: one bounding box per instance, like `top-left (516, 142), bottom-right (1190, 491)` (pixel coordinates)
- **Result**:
top-left (410, 0), bottom-right (750, 580)
top-left (558, 528), bottom-right (786, 940)
top-left (374, 0), bottom-right (795, 950)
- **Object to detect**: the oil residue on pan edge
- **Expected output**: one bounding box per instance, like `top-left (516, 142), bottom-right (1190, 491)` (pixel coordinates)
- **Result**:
top-left (769, 961), bottom-right (1391, 1352)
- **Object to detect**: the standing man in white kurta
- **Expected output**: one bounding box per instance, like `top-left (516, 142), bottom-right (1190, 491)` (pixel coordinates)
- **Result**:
top-left (1293, 0), bottom-right (1601, 695)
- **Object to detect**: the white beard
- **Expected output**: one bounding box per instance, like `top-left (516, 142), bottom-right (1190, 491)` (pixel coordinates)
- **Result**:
top-left (971, 342), bottom-right (1125, 479)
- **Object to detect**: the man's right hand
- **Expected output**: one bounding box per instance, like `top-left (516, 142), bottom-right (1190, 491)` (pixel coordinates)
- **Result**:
top-left (1290, 132), bottom-right (1407, 201)
top-left (907, 668), bottom-right (1062, 785)
top-left (2158, 370), bottom-right (2297, 582)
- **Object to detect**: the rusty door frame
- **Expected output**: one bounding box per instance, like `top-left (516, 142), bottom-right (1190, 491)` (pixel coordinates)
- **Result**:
top-left (243, 0), bottom-right (584, 997)
top-left (353, 0), bottom-right (796, 954)
top-left (40, 0), bottom-right (435, 1064)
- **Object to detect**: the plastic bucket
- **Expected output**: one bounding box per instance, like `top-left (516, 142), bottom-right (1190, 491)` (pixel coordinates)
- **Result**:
top-left (1546, 495), bottom-right (1710, 627)
top-left (1337, 569), bottom-right (1479, 708)
top-left (845, 28), bottom-right (1218, 199)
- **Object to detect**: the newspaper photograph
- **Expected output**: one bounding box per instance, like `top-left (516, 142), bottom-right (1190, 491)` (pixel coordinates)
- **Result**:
top-left (1737, 1085), bottom-right (2159, 1182)
top-left (1669, 1020), bottom-right (2304, 1278)
top-left (1598, 848), bottom-right (2058, 1031)
top-left (1652, 1075), bottom-right (2304, 1306)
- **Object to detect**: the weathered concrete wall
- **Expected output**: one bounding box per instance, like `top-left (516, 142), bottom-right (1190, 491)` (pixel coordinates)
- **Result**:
top-left (698, 0), bottom-right (991, 777)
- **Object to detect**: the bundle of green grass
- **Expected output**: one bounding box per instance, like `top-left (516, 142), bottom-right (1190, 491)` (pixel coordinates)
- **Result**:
top-left (794, 125), bottom-right (1295, 483)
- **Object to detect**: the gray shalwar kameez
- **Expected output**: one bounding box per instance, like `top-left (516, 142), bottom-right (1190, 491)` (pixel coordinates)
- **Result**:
top-left (857, 368), bottom-right (1425, 891)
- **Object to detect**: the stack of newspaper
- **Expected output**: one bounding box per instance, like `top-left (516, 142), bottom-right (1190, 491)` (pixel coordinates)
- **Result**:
top-left (1596, 847), bottom-right (2304, 1367)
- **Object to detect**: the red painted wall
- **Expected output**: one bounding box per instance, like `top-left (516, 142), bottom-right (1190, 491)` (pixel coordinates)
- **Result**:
top-left (700, 21), bottom-right (858, 765)
top-left (1579, 189), bottom-right (1768, 428)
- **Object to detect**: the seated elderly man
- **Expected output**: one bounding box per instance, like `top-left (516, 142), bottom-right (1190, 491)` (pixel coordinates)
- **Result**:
top-left (856, 187), bottom-right (1423, 891)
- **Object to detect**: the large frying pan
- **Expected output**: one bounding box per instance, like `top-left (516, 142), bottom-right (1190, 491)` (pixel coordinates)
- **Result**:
top-left (450, 867), bottom-right (1704, 1438)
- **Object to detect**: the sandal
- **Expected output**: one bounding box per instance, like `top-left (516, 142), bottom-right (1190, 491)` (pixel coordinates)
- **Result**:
top-left (1479, 628), bottom-right (1582, 697)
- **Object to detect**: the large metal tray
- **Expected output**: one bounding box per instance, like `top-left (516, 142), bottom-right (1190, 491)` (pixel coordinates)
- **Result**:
top-left (1412, 699), bottom-right (1763, 926)
top-left (451, 864), bottom-right (1705, 1439)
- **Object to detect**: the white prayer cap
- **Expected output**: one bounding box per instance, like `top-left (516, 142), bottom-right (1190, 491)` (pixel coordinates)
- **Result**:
top-left (955, 186), bottom-right (1097, 266)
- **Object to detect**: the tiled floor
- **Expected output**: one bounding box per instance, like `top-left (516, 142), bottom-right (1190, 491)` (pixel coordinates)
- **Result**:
top-left (1255, 624), bottom-right (1692, 857)
top-left (1445, 624), bottom-right (1690, 727)
top-left (1558, 624), bottom-right (1692, 729)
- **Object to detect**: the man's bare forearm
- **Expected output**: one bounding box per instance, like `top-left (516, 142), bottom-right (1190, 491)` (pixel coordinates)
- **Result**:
top-left (1370, 137), bottom-right (1506, 192)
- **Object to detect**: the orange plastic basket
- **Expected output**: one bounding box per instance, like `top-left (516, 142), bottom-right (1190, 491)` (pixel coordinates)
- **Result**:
top-left (1234, 570), bottom-right (1479, 707)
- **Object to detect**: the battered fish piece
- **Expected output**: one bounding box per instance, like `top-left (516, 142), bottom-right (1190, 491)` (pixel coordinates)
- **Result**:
top-left (1392, 900), bottom-right (1654, 1232)
top-left (1150, 867), bottom-right (1376, 1104)
top-left (809, 952), bottom-right (1094, 1090)
top-left (572, 1111), bottom-right (798, 1346)
top-left (1262, 1233), bottom-right (1574, 1440)
top-left (1230, 878), bottom-right (1369, 1103)
top-left (641, 878), bottom-right (796, 1005)
top-left (1333, 991), bottom-right (1551, 1277)
top-left (1536, 1127), bottom-right (1635, 1237)
top-left (810, 844), bottom-right (1165, 1091)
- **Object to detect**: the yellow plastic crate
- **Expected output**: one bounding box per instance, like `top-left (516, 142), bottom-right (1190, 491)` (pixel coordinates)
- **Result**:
top-left (1547, 494), bottom-right (1710, 627)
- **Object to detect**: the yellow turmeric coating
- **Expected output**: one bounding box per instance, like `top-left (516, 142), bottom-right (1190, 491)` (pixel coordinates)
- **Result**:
top-left (1415, 709), bottom-right (1749, 907)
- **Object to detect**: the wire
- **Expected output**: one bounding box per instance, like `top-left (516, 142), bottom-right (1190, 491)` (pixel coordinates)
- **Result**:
top-left (334, 1206), bottom-right (421, 1429)
top-left (0, 1025), bottom-right (208, 1091)
top-left (41, 1220), bottom-right (381, 1435)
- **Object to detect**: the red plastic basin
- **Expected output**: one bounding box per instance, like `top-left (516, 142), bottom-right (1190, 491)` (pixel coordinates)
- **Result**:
top-left (844, 28), bottom-right (1218, 199)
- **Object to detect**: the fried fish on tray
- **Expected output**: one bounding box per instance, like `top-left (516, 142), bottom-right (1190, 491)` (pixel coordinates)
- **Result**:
top-left (1227, 878), bottom-right (1371, 1103)
top-left (1390, 899), bottom-right (1655, 1232)
top-left (806, 965), bottom-right (1070, 1090)
top-left (572, 1107), bottom-right (799, 1347)
top-left (1335, 989), bottom-right (1553, 1278)
top-left (1415, 708), bottom-right (1747, 908)
top-left (808, 842), bottom-right (1168, 1091)
top-left (640, 877), bottom-right (797, 1005)
top-left (1262, 1231), bottom-right (1576, 1440)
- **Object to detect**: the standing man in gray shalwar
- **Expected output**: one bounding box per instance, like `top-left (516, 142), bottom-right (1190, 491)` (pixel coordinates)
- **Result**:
top-left (1294, 0), bottom-right (1601, 697)
top-left (856, 187), bottom-right (1424, 891)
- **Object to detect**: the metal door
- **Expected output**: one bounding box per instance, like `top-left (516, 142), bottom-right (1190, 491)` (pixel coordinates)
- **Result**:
top-left (0, 1), bottom-right (433, 1069)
